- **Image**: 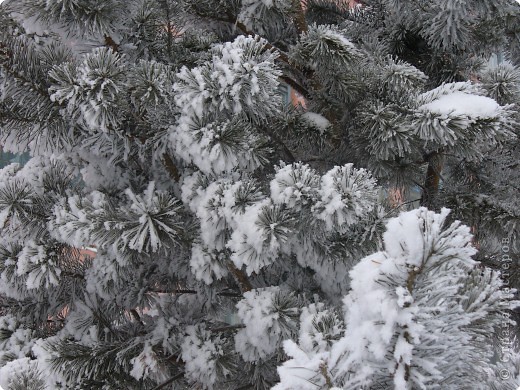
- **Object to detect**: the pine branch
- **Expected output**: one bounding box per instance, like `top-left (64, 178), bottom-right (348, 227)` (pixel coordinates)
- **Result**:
top-left (60, 271), bottom-right (86, 280)
top-left (150, 372), bottom-right (184, 390)
top-left (393, 252), bottom-right (427, 384)
top-left (258, 124), bottom-right (296, 163)
top-left (279, 75), bottom-right (309, 100)
top-left (319, 362), bottom-right (334, 389)
top-left (147, 288), bottom-right (198, 294)
top-left (0, 55), bottom-right (56, 105)
top-left (209, 324), bottom-right (245, 332)
top-left (197, 12), bottom-right (311, 99)
top-left (146, 288), bottom-right (242, 298)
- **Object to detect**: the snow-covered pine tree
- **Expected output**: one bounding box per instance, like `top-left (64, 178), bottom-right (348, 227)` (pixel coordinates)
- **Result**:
top-left (0, 0), bottom-right (518, 389)
top-left (275, 208), bottom-right (519, 389)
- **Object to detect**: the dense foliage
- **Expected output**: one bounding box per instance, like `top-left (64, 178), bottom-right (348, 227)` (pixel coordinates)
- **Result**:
top-left (0, 0), bottom-right (519, 389)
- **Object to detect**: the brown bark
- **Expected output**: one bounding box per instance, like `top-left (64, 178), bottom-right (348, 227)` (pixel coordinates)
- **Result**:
top-left (394, 262), bottom-right (424, 384)
top-left (227, 262), bottom-right (253, 293)
top-left (162, 153), bottom-right (181, 182)
top-left (104, 35), bottom-right (119, 52)
top-left (420, 151), bottom-right (444, 208)
top-left (291, 0), bottom-right (309, 34)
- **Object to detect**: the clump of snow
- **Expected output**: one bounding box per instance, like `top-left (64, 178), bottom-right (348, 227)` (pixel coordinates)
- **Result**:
top-left (170, 119), bottom-right (265, 175)
top-left (50, 194), bottom-right (96, 249)
top-left (181, 325), bottom-right (230, 388)
top-left (51, 182), bottom-right (181, 256)
top-left (270, 163), bottom-right (320, 209)
top-left (80, 157), bottom-right (131, 191)
top-left (190, 244), bottom-right (228, 284)
top-left (85, 252), bottom-right (120, 300)
top-left (274, 303), bottom-right (344, 390)
top-left (273, 339), bottom-right (332, 390)
top-left (227, 198), bottom-right (281, 275)
top-left (297, 303), bottom-right (344, 354)
top-left (235, 287), bottom-right (299, 361)
top-left (0, 358), bottom-right (42, 389)
top-left (419, 91), bottom-right (500, 118)
top-left (130, 342), bottom-right (160, 381)
top-left (49, 47), bottom-right (126, 133)
top-left (0, 315), bottom-right (35, 364)
top-left (301, 112), bottom-right (331, 134)
top-left (329, 208), bottom-right (477, 387)
top-left (171, 35), bottom-right (281, 175)
top-left (182, 174), bottom-right (286, 277)
top-left (17, 241), bottom-right (61, 289)
top-left (413, 82), bottom-right (512, 149)
top-left (185, 178), bottom-right (235, 251)
top-left (313, 164), bottom-right (378, 231)
top-left (182, 164), bottom-right (381, 281)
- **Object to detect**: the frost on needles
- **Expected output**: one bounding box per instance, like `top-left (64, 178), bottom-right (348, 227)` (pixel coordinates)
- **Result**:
top-left (275, 208), bottom-right (519, 389)
top-left (0, 0), bottom-right (519, 389)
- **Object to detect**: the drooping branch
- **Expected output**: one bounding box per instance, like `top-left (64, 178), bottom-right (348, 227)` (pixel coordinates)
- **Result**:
top-left (146, 288), bottom-right (242, 298)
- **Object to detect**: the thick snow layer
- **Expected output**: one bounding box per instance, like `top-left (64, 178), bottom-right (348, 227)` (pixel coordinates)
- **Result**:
top-left (419, 92), bottom-right (500, 118)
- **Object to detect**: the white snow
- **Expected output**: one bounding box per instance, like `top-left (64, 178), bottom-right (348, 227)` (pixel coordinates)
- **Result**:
top-left (181, 325), bottom-right (229, 388)
top-left (419, 91), bottom-right (500, 118)
top-left (235, 287), bottom-right (297, 361)
top-left (270, 163), bottom-right (320, 209)
top-left (130, 342), bottom-right (160, 381)
top-left (301, 112), bottom-right (331, 134)
top-left (190, 243), bottom-right (228, 284)
top-left (273, 208), bottom-right (491, 389)
top-left (314, 164), bottom-right (377, 231)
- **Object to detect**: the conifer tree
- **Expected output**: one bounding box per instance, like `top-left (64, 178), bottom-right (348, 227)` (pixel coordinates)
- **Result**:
top-left (0, 0), bottom-right (518, 389)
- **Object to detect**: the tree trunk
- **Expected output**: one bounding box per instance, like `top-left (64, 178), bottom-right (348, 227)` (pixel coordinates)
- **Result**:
top-left (420, 151), bottom-right (444, 209)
